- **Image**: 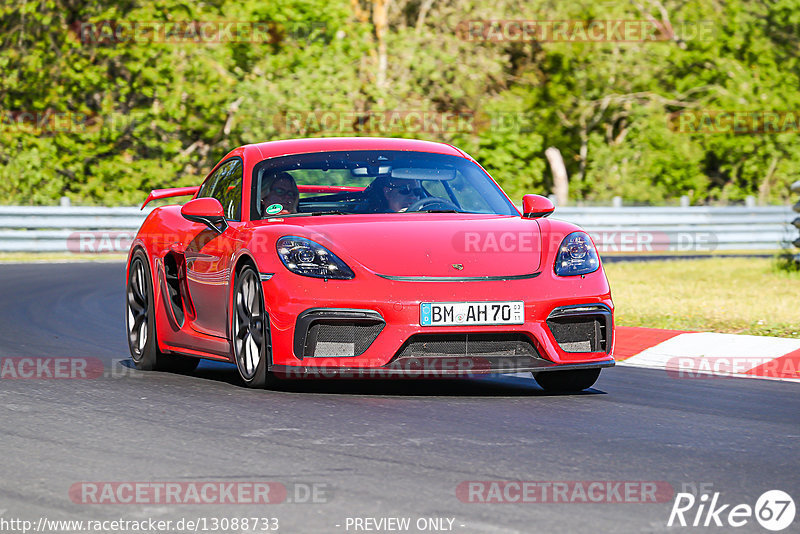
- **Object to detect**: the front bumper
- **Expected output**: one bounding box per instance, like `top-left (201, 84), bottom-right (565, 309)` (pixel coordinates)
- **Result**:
top-left (271, 360), bottom-right (614, 379)
top-left (262, 267), bottom-right (615, 377)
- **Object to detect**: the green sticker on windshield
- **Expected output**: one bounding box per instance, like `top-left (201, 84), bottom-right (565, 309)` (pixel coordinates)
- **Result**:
top-left (265, 203), bottom-right (283, 215)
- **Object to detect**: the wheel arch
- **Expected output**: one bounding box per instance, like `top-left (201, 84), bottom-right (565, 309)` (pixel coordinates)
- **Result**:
top-left (233, 250), bottom-right (259, 277)
top-left (128, 242), bottom-right (183, 357)
top-left (227, 250), bottom-right (260, 339)
top-left (126, 242), bottom-right (148, 279)
top-left (228, 249), bottom-right (275, 378)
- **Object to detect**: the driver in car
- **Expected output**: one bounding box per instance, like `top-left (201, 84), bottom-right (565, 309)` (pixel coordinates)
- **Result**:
top-left (261, 172), bottom-right (299, 216)
top-left (381, 179), bottom-right (425, 212)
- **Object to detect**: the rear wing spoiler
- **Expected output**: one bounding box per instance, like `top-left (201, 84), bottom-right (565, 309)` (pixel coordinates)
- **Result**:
top-left (140, 184), bottom-right (366, 209)
top-left (141, 186), bottom-right (200, 209)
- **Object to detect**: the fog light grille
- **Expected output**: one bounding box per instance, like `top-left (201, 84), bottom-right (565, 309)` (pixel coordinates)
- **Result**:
top-left (547, 314), bottom-right (608, 353)
top-left (306, 322), bottom-right (384, 357)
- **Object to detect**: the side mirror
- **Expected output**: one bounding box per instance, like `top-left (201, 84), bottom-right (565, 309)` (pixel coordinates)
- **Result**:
top-left (180, 197), bottom-right (228, 234)
top-left (522, 194), bottom-right (555, 219)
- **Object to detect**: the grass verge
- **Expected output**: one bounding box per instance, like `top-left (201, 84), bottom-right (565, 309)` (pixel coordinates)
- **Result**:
top-left (605, 257), bottom-right (800, 338)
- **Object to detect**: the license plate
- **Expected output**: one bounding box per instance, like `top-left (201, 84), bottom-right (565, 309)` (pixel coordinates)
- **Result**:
top-left (420, 301), bottom-right (524, 326)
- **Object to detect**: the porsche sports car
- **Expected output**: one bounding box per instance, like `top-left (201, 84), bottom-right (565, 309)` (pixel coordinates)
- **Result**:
top-left (126, 137), bottom-right (614, 391)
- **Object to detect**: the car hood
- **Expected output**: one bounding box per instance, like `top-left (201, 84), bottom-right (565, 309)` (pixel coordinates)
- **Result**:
top-left (292, 214), bottom-right (542, 277)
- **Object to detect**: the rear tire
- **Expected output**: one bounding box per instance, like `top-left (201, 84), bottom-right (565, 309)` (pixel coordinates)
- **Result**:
top-left (533, 368), bottom-right (601, 392)
top-left (232, 265), bottom-right (277, 388)
top-left (126, 250), bottom-right (199, 373)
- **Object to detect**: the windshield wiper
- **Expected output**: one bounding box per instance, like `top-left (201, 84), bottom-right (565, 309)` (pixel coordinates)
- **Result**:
top-left (418, 209), bottom-right (462, 213)
top-left (308, 210), bottom-right (347, 216)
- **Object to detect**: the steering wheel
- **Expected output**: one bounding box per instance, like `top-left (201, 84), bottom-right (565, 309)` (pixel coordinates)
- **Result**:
top-left (405, 196), bottom-right (461, 212)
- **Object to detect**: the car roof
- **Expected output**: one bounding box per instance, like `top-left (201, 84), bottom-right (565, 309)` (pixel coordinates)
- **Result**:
top-left (241, 137), bottom-right (467, 161)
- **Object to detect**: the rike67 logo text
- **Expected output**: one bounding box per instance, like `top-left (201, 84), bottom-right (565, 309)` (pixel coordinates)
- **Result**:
top-left (668, 490), bottom-right (795, 531)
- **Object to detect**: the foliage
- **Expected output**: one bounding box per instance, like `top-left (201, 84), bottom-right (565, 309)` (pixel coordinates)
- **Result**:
top-left (1, 0), bottom-right (799, 205)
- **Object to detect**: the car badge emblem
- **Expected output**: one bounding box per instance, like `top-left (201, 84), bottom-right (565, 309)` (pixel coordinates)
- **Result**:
top-left (265, 203), bottom-right (283, 215)
top-left (452, 263), bottom-right (464, 271)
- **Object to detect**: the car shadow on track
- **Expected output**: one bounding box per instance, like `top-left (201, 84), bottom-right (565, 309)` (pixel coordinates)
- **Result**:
top-left (125, 359), bottom-right (607, 397)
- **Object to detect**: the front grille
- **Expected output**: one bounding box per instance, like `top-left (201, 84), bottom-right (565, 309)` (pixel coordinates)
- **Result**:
top-left (389, 333), bottom-right (548, 374)
top-left (547, 314), bottom-right (608, 353)
top-left (304, 322), bottom-right (384, 357)
top-left (394, 333), bottom-right (540, 359)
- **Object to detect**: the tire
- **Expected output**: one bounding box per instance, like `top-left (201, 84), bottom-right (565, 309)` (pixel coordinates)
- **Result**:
top-left (231, 265), bottom-right (276, 388)
top-left (126, 250), bottom-right (199, 373)
top-left (533, 368), bottom-right (601, 392)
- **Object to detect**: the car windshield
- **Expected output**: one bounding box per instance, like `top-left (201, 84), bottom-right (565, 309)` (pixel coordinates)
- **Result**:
top-left (251, 150), bottom-right (519, 219)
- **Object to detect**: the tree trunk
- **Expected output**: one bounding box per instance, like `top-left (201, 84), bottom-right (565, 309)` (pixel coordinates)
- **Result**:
top-left (372, 0), bottom-right (389, 101)
top-left (757, 156), bottom-right (779, 206)
top-left (545, 147), bottom-right (569, 206)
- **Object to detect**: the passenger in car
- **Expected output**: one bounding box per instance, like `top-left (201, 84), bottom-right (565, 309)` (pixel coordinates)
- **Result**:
top-left (366, 177), bottom-right (426, 212)
top-left (261, 172), bottom-right (299, 216)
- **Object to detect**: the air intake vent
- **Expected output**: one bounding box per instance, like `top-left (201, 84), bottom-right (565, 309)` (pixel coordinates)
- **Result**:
top-left (294, 309), bottom-right (385, 358)
top-left (546, 305), bottom-right (611, 353)
top-left (304, 322), bottom-right (384, 357)
top-left (394, 333), bottom-right (540, 359)
top-left (163, 253), bottom-right (184, 326)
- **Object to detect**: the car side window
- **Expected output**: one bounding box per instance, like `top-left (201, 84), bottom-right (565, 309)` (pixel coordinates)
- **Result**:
top-left (198, 158), bottom-right (243, 221)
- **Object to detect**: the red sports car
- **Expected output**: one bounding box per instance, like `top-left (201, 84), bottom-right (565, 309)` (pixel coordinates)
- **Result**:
top-left (126, 137), bottom-right (614, 391)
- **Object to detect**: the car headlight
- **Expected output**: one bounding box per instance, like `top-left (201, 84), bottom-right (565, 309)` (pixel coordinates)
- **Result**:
top-left (554, 232), bottom-right (599, 276)
top-left (276, 236), bottom-right (355, 280)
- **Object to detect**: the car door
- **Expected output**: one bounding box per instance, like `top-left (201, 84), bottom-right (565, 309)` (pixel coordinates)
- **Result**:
top-left (184, 157), bottom-right (244, 337)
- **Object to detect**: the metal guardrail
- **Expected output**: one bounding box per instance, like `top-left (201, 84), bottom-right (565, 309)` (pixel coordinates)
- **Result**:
top-left (0, 205), bottom-right (795, 253)
top-left (0, 207), bottom-right (152, 252)
top-left (553, 206), bottom-right (795, 252)
top-left (792, 181), bottom-right (800, 262)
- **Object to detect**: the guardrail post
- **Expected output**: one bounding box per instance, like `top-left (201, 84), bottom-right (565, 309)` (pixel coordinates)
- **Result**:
top-left (792, 181), bottom-right (800, 263)
top-left (612, 196), bottom-right (622, 208)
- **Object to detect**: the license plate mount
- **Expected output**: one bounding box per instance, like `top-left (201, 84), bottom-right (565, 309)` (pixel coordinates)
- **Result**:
top-left (420, 301), bottom-right (524, 326)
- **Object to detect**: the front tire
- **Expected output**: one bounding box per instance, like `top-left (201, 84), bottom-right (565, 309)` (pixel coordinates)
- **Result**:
top-left (533, 368), bottom-right (601, 392)
top-left (232, 265), bottom-right (276, 388)
top-left (126, 250), bottom-right (199, 373)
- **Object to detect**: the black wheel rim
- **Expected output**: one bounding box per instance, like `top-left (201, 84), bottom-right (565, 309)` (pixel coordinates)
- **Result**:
top-left (127, 258), bottom-right (149, 360)
top-left (233, 271), bottom-right (265, 380)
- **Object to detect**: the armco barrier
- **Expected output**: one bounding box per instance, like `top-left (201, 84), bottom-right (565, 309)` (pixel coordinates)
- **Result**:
top-left (553, 206), bottom-right (795, 253)
top-left (793, 181), bottom-right (800, 262)
top-left (0, 205), bottom-right (795, 253)
top-left (0, 206), bottom-right (152, 253)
